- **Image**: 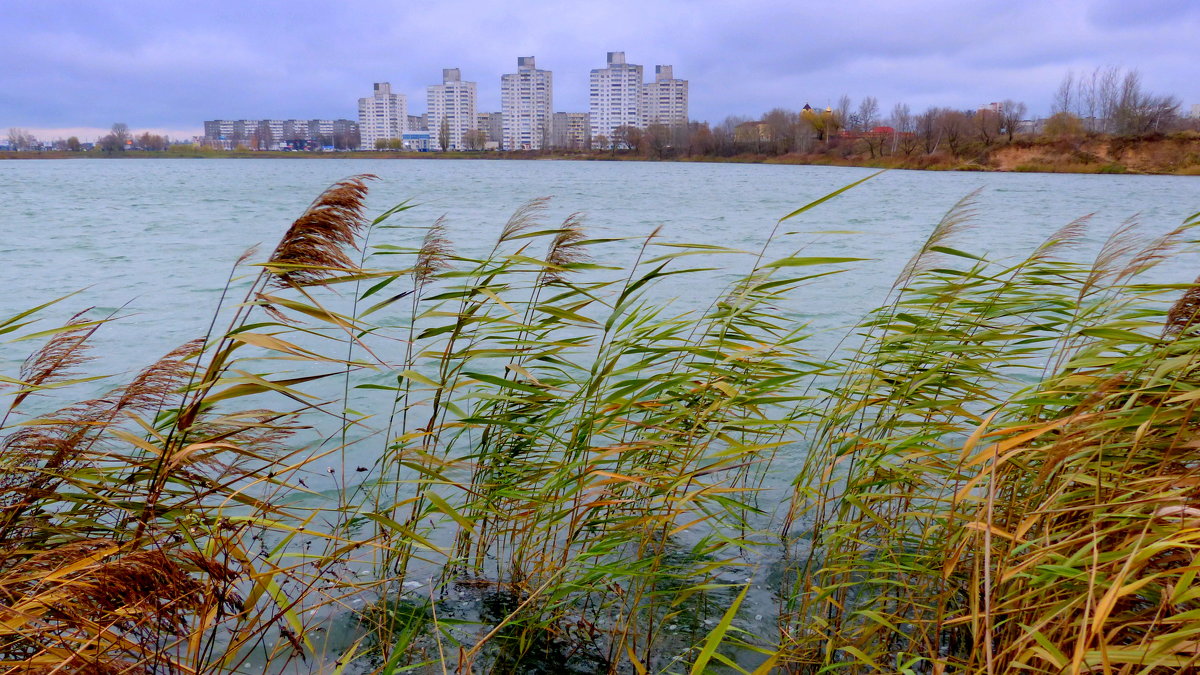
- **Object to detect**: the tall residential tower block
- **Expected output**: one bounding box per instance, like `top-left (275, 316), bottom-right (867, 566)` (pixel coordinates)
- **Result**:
top-left (589, 52), bottom-right (643, 145)
top-left (427, 68), bottom-right (477, 151)
top-left (643, 65), bottom-right (688, 127)
top-left (501, 56), bottom-right (553, 150)
top-left (358, 82), bottom-right (406, 150)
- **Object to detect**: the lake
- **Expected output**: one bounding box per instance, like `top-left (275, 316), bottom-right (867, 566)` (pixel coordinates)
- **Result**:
top-left (4, 158), bottom-right (1199, 378)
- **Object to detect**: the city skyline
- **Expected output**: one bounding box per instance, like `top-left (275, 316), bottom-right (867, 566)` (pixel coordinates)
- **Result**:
top-left (2, 0), bottom-right (1198, 140)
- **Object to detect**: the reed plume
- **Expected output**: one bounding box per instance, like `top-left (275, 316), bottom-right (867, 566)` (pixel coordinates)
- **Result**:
top-left (413, 216), bottom-right (454, 288)
top-left (1165, 275), bottom-right (1200, 337)
top-left (895, 189), bottom-right (979, 288)
top-left (542, 213), bottom-right (588, 283)
top-left (1030, 214), bottom-right (1092, 262)
top-left (267, 174), bottom-right (376, 287)
top-left (9, 311), bottom-right (98, 412)
top-left (0, 539), bottom-right (208, 673)
top-left (497, 196), bottom-right (549, 245)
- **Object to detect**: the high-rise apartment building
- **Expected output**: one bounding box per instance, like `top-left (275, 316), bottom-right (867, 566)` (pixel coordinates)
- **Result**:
top-left (551, 112), bottom-right (591, 149)
top-left (427, 68), bottom-right (477, 151)
top-left (643, 65), bottom-right (688, 127)
top-left (589, 52), bottom-right (644, 146)
top-left (477, 112), bottom-right (504, 146)
top-left (358, 82), bottom-right (406, 150)
top-left (501, 56), bottom-right (553, 150)
top-left (203, 119), bottom-right (359, 150)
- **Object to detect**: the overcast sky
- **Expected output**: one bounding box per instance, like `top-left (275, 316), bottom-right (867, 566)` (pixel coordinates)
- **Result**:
top-left (2, 0), bottom-right (1197, 140)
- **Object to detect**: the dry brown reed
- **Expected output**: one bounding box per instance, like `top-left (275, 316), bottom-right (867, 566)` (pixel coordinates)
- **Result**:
top-left (267, 174), bottom-right (376, 287)
top-left (1165, 275), bottom-right (1200, 336)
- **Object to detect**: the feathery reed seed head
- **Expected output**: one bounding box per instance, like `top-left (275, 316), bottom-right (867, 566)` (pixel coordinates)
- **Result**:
top-left (413, 216), bottom-right (454, 287)
top-left (543, 213), bottom-right (588, 283)
top-left (268, 174), bottom-right (376, 287)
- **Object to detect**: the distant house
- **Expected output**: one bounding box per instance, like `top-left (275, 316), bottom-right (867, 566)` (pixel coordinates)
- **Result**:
top-left (734, 121), bottom-right (771, 143)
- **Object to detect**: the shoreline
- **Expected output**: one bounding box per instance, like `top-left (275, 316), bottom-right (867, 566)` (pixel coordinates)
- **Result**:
top-left (4, 141), bottom-right (1199, 176)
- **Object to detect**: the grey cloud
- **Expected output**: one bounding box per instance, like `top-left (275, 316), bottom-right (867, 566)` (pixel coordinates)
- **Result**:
top-left (1, 0), bottom-right (1195, 133)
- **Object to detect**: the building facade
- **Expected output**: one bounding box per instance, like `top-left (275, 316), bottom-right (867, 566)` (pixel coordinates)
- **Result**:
top-left (643, 65), bottom-right (688, 127)
top-left (203, 119), bottom-right (359, 150)
top-left (477, 112), bottom-right (504, 147)
top-left (427, 68), bottom-right (477, 151)
top-left (551, 112), bottom-right (591, 149)
top-left (501, 56), bottom-right (553, 150)
top-left (589, 52), bottom-right (644, 146)
top-left (358, 82), bottom-right (406, 150)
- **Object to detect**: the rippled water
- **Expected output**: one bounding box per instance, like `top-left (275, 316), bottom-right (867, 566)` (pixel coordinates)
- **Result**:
top-left (5, 158), bottom-right (1198, 375)
top-left (4, 158), bottom-right (1200, 498)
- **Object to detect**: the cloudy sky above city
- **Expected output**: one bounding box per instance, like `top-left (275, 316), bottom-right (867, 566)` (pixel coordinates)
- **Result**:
top-left (2, 0), bottom-right (1197, 140)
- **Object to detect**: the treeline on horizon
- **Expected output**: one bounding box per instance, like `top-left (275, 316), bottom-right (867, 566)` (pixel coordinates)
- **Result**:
top-left (6, 66), bottom-right (1197, 168)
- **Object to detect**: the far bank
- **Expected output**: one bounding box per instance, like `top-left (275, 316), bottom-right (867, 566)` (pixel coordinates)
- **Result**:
top-left (3, 132), bottom-right (1199, 176)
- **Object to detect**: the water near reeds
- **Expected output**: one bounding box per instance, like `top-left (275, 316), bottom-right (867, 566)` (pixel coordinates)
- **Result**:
top-left (3, 158), bottom-right (1200, 672)
top-left (4, 158), bottom-right (1198, 376)
top-left (3, 160), bottom-right (1197, 468)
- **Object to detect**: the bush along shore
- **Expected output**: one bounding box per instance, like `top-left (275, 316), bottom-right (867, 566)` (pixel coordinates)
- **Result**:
top-left (4, 129), bottom-right (1200, 175)
top-left (4, 174), bottom-right (1200, 673)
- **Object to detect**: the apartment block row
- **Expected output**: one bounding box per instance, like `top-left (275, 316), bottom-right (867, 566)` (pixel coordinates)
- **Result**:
top-left (202, 118), bottom-right (359, 150)
top-left (357, 52), bottom-right (688, 151)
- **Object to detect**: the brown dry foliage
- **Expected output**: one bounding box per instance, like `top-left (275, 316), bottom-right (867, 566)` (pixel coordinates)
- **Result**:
top-left (0, 539), bottom-right (237, 674)
top-left (268, 174), bottom-right (376, 286)
top-left (1165, 275), bottom-right (1200, 337)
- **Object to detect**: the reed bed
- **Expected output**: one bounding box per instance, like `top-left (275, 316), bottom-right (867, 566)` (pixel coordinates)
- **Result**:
top-left (2, 175), bottom-right (1198, 674)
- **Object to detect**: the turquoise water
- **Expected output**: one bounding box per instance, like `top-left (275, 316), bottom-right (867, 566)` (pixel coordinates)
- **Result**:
top-left (4, 158), bottom-right (1198, 377)
top-left (4, 157), bottom-right (1200, 499)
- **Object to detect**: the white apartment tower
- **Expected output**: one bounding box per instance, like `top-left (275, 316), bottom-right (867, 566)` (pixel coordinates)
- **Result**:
top-left (589, 52), bottom-right (644, 146)
top-left (501, 56), bottom-right (553, 150)
top-left (427, 68), bottom-right (477, 151)
top-left (358, 82), bottom-right (406, 150)
top-left (643, 65), bottom-right (688, 127)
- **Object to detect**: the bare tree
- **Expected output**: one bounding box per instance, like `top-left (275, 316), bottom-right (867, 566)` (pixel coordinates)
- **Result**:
top-left (687, 123), bottom-right (715, 156)
top-left (462, 129), bottom-right (487, 151)
top-left (714, 116), bottom-right (748, 155)
top-left (137, 132), bottom-right (168, 151)
top-left (1111, 69), bottom-right (1179, 135)
top-left (938, 109), bottom-right (972, 156)
top-left (1095, 67), bottom-right (1121, 132)
top-left (916, 108), bottom-right (940, 154)
top-left (645, 123), bottom-right (672, 158)
top-left (1053, 71), bottom-right (1075, 115)
top-left (999, 100), bottom-right (1027, 141)
top-left (836, 94), bottom-right (853, 131)
top-left (889, 103), bottom-right (915, 154)
top-left (973, 108), bottom-right (1001, 146)
top-left (615, 125), bottom-right (644, 153)
top-left (763, 108), bottom-right (797, 154)
top-left (6, 128), bottom-right (36, 151)
top-left (111, 123), bottom-right (130, 148)
top-left (854, 96), bottom-right (880, 132)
